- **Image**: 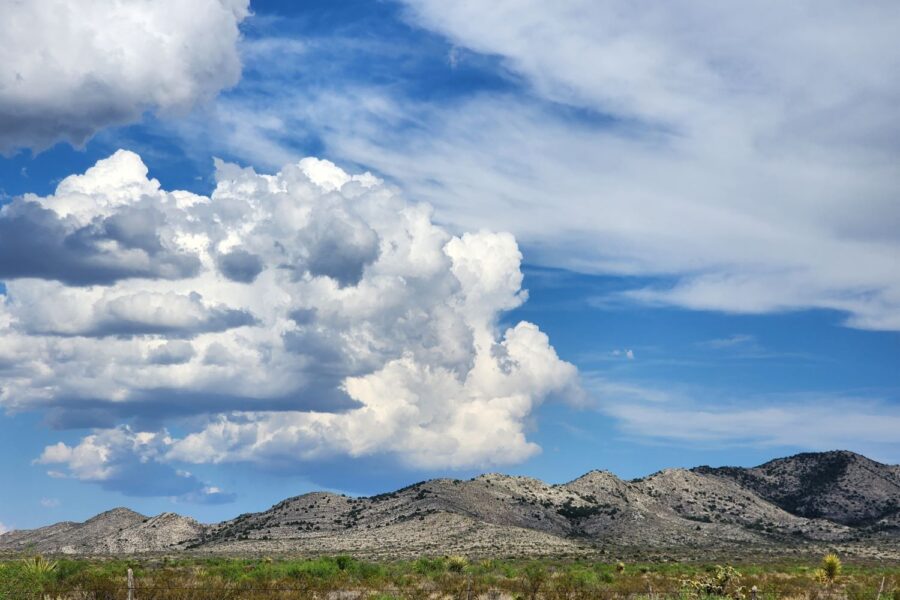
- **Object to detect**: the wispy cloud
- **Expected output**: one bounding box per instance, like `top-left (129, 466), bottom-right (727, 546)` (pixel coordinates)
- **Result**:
top-left (692, 333), bottom-right (826, 363)
top-left (172, 1), bottom-right (900, 331)
top-left (698, 334), bottom-right (757, 350)
top-left (589, 373), bottom-right (900, 463)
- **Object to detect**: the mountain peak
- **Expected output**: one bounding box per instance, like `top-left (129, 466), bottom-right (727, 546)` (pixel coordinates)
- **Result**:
top-left (565, 469), bottom-right (619, 484)
top-left (89, 507), bottom-right (146, 520)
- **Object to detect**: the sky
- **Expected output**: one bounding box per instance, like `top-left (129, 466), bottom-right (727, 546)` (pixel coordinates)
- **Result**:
top-left (0, 0), bottom-right (898, 531)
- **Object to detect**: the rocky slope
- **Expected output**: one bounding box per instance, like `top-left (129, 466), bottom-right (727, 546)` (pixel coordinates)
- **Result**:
top-left (2, 450), bottom-right (898, 557)
top-left (694, 450), bottom-right (900, 526)
top-left (0, 508), bottom-right (206, 554)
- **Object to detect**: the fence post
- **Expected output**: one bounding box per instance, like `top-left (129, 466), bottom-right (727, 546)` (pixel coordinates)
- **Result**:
top-left (127, 567), bottom-right (134, 600)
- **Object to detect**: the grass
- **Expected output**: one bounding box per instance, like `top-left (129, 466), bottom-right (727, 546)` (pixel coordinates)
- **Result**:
top-left (0, 553), bottom-right (898, 599)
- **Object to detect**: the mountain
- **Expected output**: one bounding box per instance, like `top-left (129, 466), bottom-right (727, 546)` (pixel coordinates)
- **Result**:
top-left (694, 450), bottom-right (900, 526)
top-left (2, 450), bottom-right (899, 558)
top-left (0, 508), bottom-right (206, 554)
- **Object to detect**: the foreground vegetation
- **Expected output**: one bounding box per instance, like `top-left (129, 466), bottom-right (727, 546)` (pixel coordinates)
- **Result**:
top-left (1, 553), bottom-right (898, 599)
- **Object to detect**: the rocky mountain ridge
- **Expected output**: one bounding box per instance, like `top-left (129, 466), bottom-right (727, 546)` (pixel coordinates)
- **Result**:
top-left (3, 450), bottom-right (898, 558)
top-left (694, 450), bottom-right (900, 526)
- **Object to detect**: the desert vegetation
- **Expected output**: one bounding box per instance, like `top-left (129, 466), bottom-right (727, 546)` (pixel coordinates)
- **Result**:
top-left (1, 553), bottom-right (898, 599)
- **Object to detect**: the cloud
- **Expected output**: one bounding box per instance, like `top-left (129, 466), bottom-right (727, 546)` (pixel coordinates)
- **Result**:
top-left (36, 427), bottom-right (235, 503)
top-left (148, 341), bottom-right (196, 366)
top-left (39, 498), bottom-right (60, 508)
top-left (0, 522), bottom-right (8, 535)
top-left (216, 249), bottom-right (264, 283)
top-left (187, 1), bottom-right (900, 330)
top-left (698, 334), bottom-right (757, 350)
top-left (9, 286), bottom-right (256, 338)
top-left (588, 374), bottom-right (900, 462)
top-left (167, 321), bottom-right (577, 470)
top-left (607, 398), bottom-right (900, 456)
top-left (5, 151), bottom-right (579, 495)
top-left (0, 151), bottom-right (202, 285)
top-left (0, 0), bottom-right (249, 153)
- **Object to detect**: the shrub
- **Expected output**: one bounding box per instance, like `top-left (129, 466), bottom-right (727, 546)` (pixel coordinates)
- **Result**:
top-left (0, 562), bottom-right (43, 600)
top-left (413, 556), bottom-right (446, 575)
top-left (521, 563), bottom-right (548, 600)
top-left (284, 557), bottom-right (341, 581)
top-left (548, 567), bottom-right (598, 600)
top-left (682, 565), bottom-right (745, 600)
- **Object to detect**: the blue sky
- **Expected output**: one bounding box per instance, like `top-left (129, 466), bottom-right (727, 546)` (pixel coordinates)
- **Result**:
top-left (0, 0), bottom-right (898, 531)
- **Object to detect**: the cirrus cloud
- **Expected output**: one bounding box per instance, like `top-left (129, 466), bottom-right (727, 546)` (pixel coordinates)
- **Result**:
top-left (189, 1), bottom-right (900, 331)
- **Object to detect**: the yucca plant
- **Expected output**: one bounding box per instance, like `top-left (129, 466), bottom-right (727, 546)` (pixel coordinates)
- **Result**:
top-left (821, 553), bottom-right (842, 583)
top-left (446, 555), bottom-right (468, 573)
top-left (21, 556), bottom-right (57, 577)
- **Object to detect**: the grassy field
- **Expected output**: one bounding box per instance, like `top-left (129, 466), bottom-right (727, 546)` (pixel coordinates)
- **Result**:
top-left (1, 553), bottom-right (898, 599)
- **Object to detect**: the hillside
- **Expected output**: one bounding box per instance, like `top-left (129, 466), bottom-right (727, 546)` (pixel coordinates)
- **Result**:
top-left (694, 450), bottom-right (900, 526)
top-left (2, 450), bottom-right (899, 558)
top-left (0, 508), bottom-right (206, 555)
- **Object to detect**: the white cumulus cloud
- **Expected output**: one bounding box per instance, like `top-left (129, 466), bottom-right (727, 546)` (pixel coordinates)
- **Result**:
top-left (0, 0), bottom-right (249, 153)
top-left (1, 150), bottom-right (580, 494)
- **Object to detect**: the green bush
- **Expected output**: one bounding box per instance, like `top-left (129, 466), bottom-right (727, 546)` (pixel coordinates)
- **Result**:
top-left (0, 561), bottom-right (43, 600)
top-left (284, 557), bottom-right (341, 580)
top-left (413, 556), bottom-right (446, 575)
top-left (335, 554), bottom-right (354, 571)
